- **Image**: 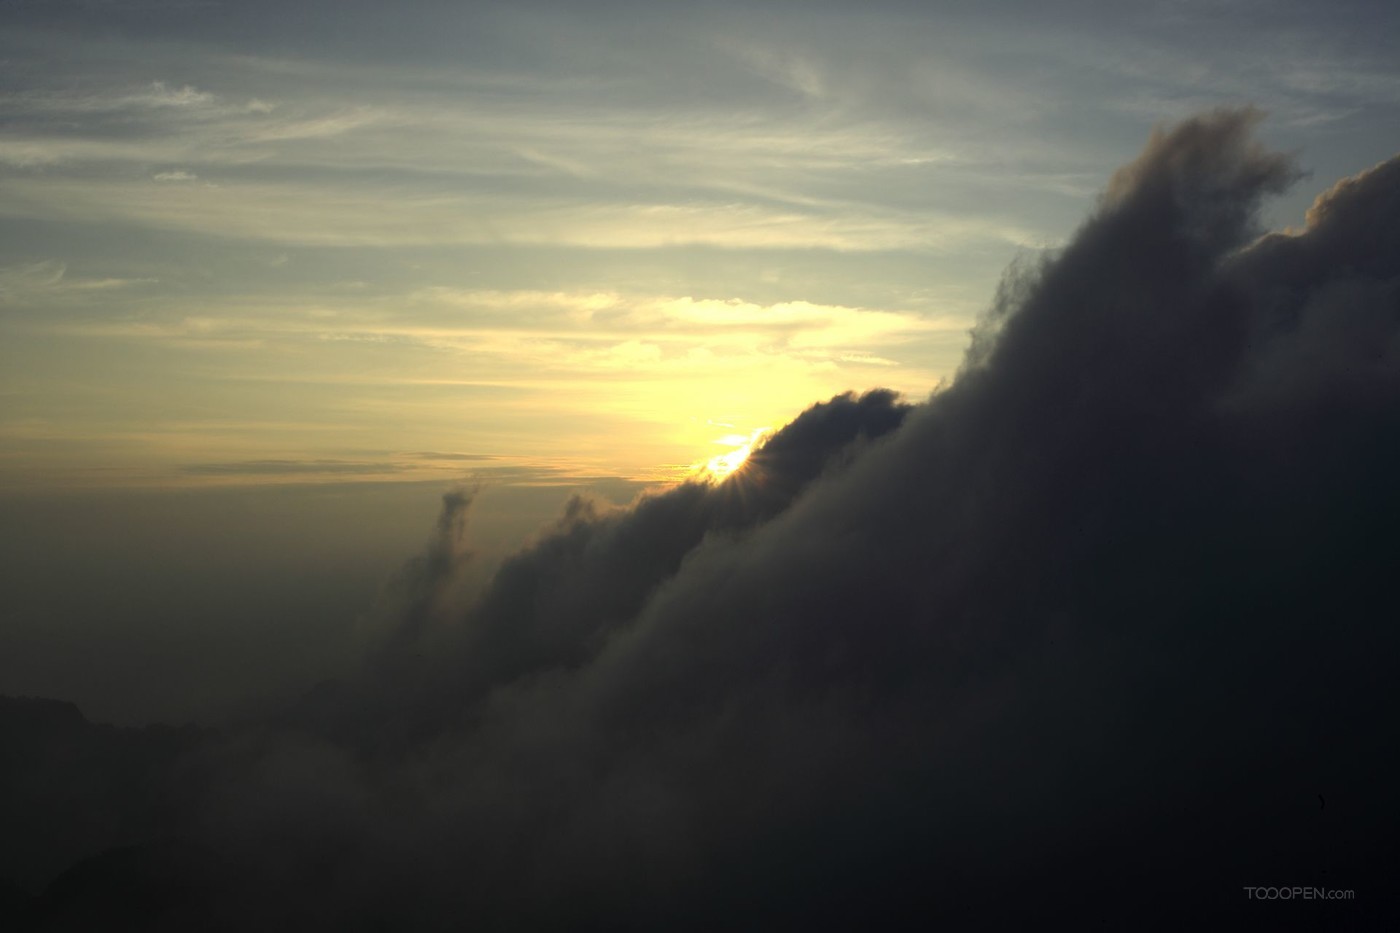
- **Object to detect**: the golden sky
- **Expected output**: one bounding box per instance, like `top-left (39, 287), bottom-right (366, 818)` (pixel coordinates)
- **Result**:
top-left (2, 1), bottom-right (1396, 491)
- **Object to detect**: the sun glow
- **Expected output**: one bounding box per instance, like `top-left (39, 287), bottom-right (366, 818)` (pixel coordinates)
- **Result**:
top-left (703, 444), bottom-right (753, 481)
top-left (693, 426), bottom-right (769, 484)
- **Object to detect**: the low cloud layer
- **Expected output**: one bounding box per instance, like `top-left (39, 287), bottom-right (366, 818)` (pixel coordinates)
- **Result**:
top-left (4, 110), bottom-right (1398, 929)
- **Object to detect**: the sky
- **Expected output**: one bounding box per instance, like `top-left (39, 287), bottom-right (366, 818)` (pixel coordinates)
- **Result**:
top-left (3, 0), bottom-right (1398, 493)
top-left (1, 4), bottom-right (1400, 926)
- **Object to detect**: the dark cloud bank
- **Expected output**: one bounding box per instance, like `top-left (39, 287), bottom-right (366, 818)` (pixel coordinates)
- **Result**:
top-left (4, 110), bottom-right (1399, 930)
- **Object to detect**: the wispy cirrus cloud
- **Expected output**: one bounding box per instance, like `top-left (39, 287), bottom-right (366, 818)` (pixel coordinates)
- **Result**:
top-left (0, 281), bottom-right (953, 488)
top-left (2, 0), bottom-right (1397, 498)
top-left (0, 261), bottom-right (156, 303)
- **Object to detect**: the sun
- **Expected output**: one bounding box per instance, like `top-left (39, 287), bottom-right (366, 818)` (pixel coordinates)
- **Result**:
top-left (703, 443), bottom-right (753, 482)
top-left (692, 427), bottom-right (769, 484)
